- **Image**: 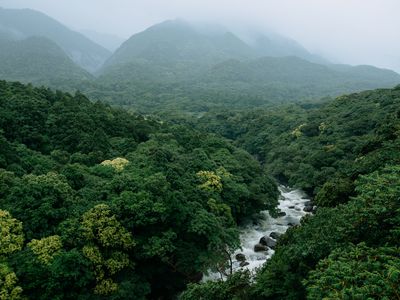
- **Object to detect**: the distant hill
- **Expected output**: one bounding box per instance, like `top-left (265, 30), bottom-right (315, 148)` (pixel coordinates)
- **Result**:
top-left (101, 20), bottom-right (256, 71)
top-left (95, 20), bottom-right (400, 112)
top-left (0, 7), bottom-right (110, 72)
top-left (0, 35), bottom-right (92, 87)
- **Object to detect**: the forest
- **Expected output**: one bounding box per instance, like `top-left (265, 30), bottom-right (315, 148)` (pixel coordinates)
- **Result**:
top-left (0, 5), bottom-right (400, 300)
top-left (1, 81), bottom-right (399, 299)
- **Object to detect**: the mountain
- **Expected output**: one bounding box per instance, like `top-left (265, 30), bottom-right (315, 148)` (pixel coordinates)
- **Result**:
top-left (102, 20), bottom-right (256, 70)
top-left (79, 29), bottom-right (125, 52)
top-left (0, 7), bottom-right (111, 72)
top-left (0, 35), bottom-right (92, 87)
top-left (97, 20), bottom-right (399, 112)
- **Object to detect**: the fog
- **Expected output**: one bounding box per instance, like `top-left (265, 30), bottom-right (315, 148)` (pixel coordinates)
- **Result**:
top-left (1, 0), bottom-right (400, 72)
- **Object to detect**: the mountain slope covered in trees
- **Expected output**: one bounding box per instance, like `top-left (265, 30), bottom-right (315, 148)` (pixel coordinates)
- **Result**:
top-left (0, 80), bottom-right (278, 299)
top-left (182, 85), bottom-right (400, 299)
top-left (93, 20), bottom-right (400, 112)
top-left (0, 36), bottom-right (92, 88)
top-left (0, 7), bottom-right (110, 72)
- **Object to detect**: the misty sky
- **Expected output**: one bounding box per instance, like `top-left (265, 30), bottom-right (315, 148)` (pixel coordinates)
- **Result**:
top-left (1, 0), bottom-right (400, 72)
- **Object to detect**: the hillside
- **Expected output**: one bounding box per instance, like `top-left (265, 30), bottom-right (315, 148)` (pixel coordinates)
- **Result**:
top-left (0, 7), bottom-right (110, 72)
top-left (0, 80), bottom-right (278, 299)
top-left (183, 85), bottom-right (400, 299)
top-left (0, 36), bottom-right (92, 87)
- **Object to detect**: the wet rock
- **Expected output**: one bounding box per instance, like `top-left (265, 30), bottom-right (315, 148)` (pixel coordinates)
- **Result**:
top-left (235, 253), bottom-right (246, 262)
top-left (303, 201), bottom-right (315, 213)
top-left (254, 243), bottom-right (268, 252)
top-left (287, 223), bottom-right (295, 227)
top-left (303, 205), bottom-right (313, 212)
top-left (288, 206), bottom-right (295, 209)
top-left (240, 261), bottom-right (250, 267)
top-left (259, 236), bottom-right (277, 249)
top-left (276, 211), bottom-right (286, 217)
top-left (269, 232), bottom-right (281, 240)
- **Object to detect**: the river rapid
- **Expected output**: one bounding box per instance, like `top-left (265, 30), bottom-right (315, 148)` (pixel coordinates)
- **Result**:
top-left (205, 185), bottom-right (313, 280)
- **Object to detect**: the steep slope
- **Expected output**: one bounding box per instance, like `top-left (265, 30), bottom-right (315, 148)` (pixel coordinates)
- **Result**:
top-left (0, 35), bottom-right (92, 87)
top-left (0, 7), bottom-right (111, 72)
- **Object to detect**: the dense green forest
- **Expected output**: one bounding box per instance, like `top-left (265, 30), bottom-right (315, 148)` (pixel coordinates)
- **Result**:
top-left (0, 81), bottom-right (278, 299)
top-left (181, 85), bottom-right (400, 299)
top-left (1, 81), bottom-right (399, 299)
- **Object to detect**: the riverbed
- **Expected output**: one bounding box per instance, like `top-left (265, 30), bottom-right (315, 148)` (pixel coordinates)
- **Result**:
top-left (205, 186), bottom-right (312, 280)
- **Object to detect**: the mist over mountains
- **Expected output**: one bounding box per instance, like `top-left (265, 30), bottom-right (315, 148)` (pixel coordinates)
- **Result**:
top-left (0, 7), bottom-right (399, 112)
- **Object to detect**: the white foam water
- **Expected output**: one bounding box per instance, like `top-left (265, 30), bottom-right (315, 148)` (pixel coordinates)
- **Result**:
top-left (204, 185), bottom-right (311, 280)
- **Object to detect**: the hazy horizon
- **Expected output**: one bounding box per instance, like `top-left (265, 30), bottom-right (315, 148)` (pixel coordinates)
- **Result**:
top-left (1, 0), bottom-right (399, 72)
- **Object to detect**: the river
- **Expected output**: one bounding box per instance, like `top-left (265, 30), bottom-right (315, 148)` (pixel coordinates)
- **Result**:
top-left (205, 185), bottom-right (312, 280)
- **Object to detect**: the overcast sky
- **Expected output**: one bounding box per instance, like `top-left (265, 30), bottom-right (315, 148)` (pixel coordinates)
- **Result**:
top-left (1, 0), bottom-right (399, 72)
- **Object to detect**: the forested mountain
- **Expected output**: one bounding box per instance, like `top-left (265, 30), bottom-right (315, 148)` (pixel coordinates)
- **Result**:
top-left (183, 85), bottom-right (400, 299)
top-left (0, 36), bottom-right (92, 88)
top-left (0, 7), bottom-right (110, 72)
top-left (0, 80), bottom-right (278, 299)
top-left (94, 20), bottom-right (400, 112)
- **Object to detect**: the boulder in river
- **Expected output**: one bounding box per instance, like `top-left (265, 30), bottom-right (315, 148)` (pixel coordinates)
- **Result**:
top-left (240, 261), bottom-right (250, 267)
top-left (276, 211), bottom-right (286, 217)
top-left (235, 253), bottom-right (246, 262)
top-left (254, 243), bottom-right (268, 252)
top-left (259, 236), bottom-right (277, 249)
top-left (303, 205), bottom-right (313, 212)
top-left (269, 232), bottom-right (281, 240)
top-left (303, 201), bottom-right (315, 213)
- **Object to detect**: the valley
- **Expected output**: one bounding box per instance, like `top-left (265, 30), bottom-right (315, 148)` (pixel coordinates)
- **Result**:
top-left (0, 4), bottom-right (399, 300)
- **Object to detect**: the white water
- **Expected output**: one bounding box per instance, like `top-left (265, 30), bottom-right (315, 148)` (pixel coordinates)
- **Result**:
top-left (205, 186), bottom-right (311, 280)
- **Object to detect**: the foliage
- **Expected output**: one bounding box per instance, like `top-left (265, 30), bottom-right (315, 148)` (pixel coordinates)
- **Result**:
top-left (305, 243), bottom-right (400, 300)
top-left (0, 210), bottom-right (24, 257)
top-left (0, 81), bottom-right (277, 299)
top-left (0, 263), bottom-right (23, 300)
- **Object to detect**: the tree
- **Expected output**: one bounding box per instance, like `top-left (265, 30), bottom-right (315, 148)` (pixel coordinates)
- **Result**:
top-left (81, 204), bottom-right (135, 296)
top-left (305, 244), bottom-right (400, 299)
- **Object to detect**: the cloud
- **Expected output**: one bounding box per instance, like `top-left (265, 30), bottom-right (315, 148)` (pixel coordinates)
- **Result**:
top-left (1, 0), bottom-right (400, 72)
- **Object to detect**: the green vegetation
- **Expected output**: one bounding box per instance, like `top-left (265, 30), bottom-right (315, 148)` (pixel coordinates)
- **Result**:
top-left (0, 81), bottom-right (277, 299)
top-left (182, 85), bottom-right (400, 299)
top-left (0, 36), bottom-right (92, 89)
top-left (0, 10), bottom-right (399, 298)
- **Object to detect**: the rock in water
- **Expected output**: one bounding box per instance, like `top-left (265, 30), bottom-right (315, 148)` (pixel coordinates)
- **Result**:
top-left (269, 232), bottom-right (281, 240)
top-left (240, 261), bottom-right (250, 267)
top-left (254, 243), bottom-right (268, 252)
top-left (235, 253), bottom-right (246, 262)
top-left (259, 236), bottom-right (277, 249)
